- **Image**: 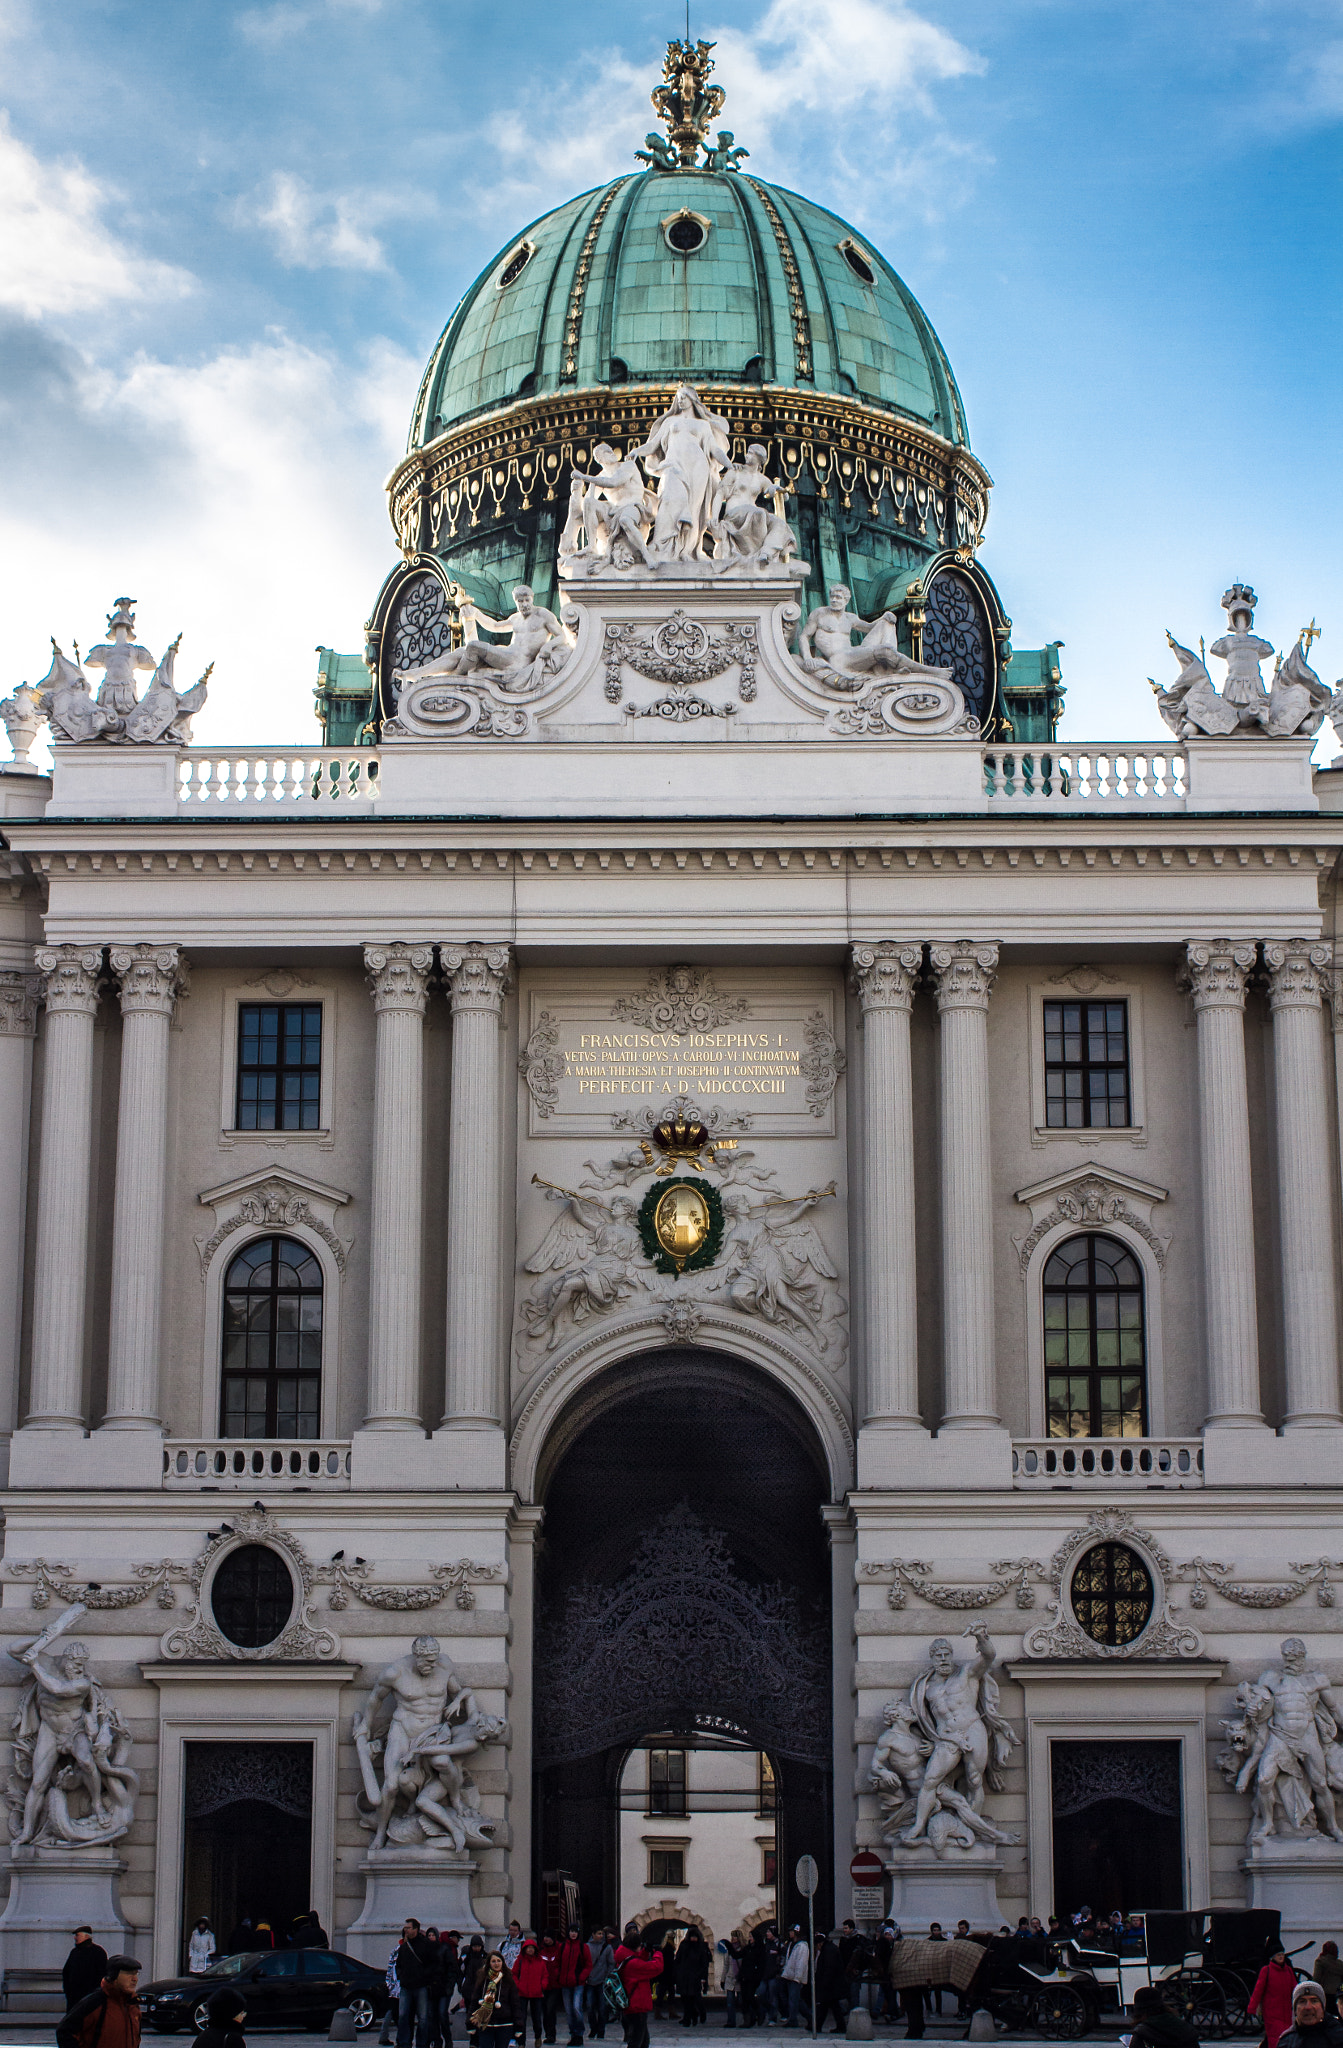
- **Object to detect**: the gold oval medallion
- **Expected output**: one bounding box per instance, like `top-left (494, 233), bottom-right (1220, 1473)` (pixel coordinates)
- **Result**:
top-left (654, 1182), bottom-right (710, 1271)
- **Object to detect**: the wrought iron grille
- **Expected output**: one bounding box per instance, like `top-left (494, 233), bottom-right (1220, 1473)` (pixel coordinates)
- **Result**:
top-left (183, 1740), bottom-right (313, 1819)
top-left (389, 573), bottom-right (456, 676)
top-left (923, 568), bottom-right (990, 722)
top-left (1050, 1739), bottom-right (1180, 1818)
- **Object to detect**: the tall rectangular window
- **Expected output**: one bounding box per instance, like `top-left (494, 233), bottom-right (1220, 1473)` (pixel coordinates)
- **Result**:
top-left (1044, 999), bottom-right (1130, 1128)
top-left (236, 1003), bottom-right (322, 1131)
top-left (647, 1748), bottom-right (687, 1817)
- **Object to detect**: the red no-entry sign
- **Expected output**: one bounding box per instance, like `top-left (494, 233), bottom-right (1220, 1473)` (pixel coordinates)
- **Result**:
top-left (850, 1850), bottom-right (884, 1883)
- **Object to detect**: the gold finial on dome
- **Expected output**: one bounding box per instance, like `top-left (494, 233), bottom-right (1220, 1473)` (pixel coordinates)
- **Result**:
top-left (649, 38), bottom-right (726, 168)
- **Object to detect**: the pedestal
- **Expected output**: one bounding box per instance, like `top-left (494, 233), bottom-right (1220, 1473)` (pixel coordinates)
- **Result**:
top-left (884, 1845), bottom-right (1004, 1933)
top-left (0, 1846), bottom-right (130, 1968)
top-left (1243, 1836), bottom-right (1343, 1957)
top-left (346, 1850), bottom-right (483, 1962)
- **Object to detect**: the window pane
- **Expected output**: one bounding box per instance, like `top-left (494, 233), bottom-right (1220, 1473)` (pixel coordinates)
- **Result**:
top-left (1042, 995), bottom-right (1131, 1128)
top-left (1042, 1232), bottom-right (1146, 1440)
top-left (220, 1235), bottom-right (323, 1438)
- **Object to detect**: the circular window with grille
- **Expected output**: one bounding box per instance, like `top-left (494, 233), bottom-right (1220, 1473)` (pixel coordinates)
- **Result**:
top-left (497, 242), bottom-right (535, 289)
top-left (663, 212), bottom-right (709, 255)
top-left (210, 1544), bottom-right (296, 1649)
top-left (1069, 1541), bottom-right (1154, 1647)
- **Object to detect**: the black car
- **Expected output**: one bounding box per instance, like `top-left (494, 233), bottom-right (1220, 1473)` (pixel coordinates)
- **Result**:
top-left (141, 1949), bottom-right (390, 2033)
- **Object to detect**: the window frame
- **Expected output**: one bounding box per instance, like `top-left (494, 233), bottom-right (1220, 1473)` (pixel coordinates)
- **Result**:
top-left (234, 1001), bottom-right (324, 1134)
top-left (647, 1845), bottom-right (686, 1889)
top-left (1042, 1230), bottom-right (1149, 1442)
top-left (1019, 1202), bottom-right (1166, 1439)
top-left (218, 981), bottom-right (336, 1147)
top-left (1027, 979), bottom-right (1147, 1145)
top-left (1042, 996), bottom-right (1132, 1131)
top-left (219, 1232), bottom-right (326, 1441)
top-left (197, 1196), bottom-right (344, 1442)
top-left (647, 1747), bottom-right (688, 1818)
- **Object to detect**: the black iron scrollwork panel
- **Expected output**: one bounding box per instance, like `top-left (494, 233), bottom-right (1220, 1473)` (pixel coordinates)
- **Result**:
top-left (1050, 1739), bottom-right (1180, 1819)
top-left (923, 569), bottom-right (991, 722)
top-left (389, 573), bottom-right (456, 676)
top-left (183, 1740), bottom-right (313, 1819)
top-left (535, 1504), bottom-right (830, 1769)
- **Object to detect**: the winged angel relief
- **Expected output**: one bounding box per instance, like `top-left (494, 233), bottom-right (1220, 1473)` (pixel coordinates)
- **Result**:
top-left (519, 1148), bottom-right (844, 1362)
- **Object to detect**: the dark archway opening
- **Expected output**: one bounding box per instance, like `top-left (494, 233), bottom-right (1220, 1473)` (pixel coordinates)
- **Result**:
top-left (183, 1742), bottom-right (313, 1962)
top-left (1051, 1739), bottom-right (1183, 1918)
top-left (534, 1350), bottom-right (833, 1936)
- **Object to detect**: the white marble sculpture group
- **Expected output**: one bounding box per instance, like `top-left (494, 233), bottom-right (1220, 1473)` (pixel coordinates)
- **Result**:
top-left (0, 597), bottom-right (212, 751)
top-left (352, 1635), bottom-right (506, 1854)
top-left (869, 1627), bottom-right (1020, 1858)
top-left (1218, 1636), bottom-right (1343, 1851)
top-left (1153, 585), bottom-right (1338, 740)
top-left (5, 1605), bottom-right (138, 1851)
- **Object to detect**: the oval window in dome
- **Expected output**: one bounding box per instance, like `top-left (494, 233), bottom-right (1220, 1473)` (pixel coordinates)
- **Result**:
top-left (840, 239), bottom-right (876, 285)
top-left (664, 212), bottom-right (708, 255)
top-left (497, 242), bottom-right (534, 289)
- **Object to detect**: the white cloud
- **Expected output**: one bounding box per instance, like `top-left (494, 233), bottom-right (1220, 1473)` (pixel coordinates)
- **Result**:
top-left (235, 0), bottom-right (385, 46)
top-left (238, 171), bottom-right (430, 271)
top-left (0, 111), bottom-right (194, 318)
top-left (2, 329), bottom-right (420, 748)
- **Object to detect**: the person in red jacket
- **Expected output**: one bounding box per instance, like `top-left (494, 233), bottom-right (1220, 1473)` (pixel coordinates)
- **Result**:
top-left (620, 1943), bottom-right (664, 2048)
top-left (1249, 1940), bottom-right (1300, 2048)
top-left (515, 1939), bottom-right (551, 2047)
top-left (553, 1932), bottom-right (591, 2046)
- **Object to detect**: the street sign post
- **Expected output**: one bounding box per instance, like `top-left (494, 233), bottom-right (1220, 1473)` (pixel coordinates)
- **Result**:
top-left (849, 1849), bottom-right (885, 1923)
top-left (796, 1855), bottom-right (820, 2039)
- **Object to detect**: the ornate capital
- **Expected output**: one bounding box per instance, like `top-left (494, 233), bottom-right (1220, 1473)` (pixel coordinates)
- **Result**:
top-left (1181, 939), bottom-right (1257, 1010)
top-left (929, 940), bottom-right (998, 1010)
top-left (1264, 938), bottom-right (1331, 1012)
top-left (35, 945), bottom-right (103, 1016)
top-left (441, 942), bottom-right (512, 1013)
top-left (850, 941), bottom-right (921, 1015)
top-left (110, 943), bottom-right (189, 1016)
top-left (0, 971), bottom-right (40, 1037)
top-left (364, 941), bottom-right (433, 1014)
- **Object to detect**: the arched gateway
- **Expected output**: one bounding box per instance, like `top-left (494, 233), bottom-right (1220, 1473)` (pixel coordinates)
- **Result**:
top-left (532, 1350), bottom-right (834, 1930)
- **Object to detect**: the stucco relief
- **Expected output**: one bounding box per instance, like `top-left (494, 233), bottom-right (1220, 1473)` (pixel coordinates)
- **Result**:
top-left (195, 1167), bottom-right (353, 1275)
top-left (1012, 1164), bottom-right (1170, 1275)
top-left (1020, 1509), bottom-right (1203, 1661)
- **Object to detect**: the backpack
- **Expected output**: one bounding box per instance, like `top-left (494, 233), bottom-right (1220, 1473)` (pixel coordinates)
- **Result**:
top-left (603, 1975), bottom-right (629, 2016)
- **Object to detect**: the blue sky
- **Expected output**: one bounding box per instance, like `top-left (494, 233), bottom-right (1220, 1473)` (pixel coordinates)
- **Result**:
top-left (1, 0), bottom-right (1340, 750)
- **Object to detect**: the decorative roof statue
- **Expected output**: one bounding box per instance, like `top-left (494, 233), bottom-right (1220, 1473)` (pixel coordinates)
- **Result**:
top-left (38, 598), bottom-right (211, 745)
top-left (704, 130), bottom-right (749, 173)
top-left (647, 38), bottom-right (727, 169)
top-left (0, 677), bottom-right (47, 765)
top-left (1151, 587), bottom-right (1335, 739)
top-left (796, 584), bottom-right (954, 692)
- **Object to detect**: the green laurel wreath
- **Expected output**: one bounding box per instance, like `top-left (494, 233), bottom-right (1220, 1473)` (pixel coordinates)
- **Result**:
top-left (637, 1174), bottom-right (725, 1279)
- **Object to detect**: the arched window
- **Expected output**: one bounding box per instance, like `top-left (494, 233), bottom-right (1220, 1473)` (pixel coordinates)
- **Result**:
top-left (1043, 1232), bottom-right (1146, 1439)
top-left (221, 1236), bottom-right (323, 1439)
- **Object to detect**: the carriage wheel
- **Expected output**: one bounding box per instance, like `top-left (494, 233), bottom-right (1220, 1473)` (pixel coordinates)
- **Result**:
top-left (1163, 1971), bottom-right (1229, 2039)
top-left (1032, 1984), bottom-right (1093, 2040)
top-left (1208, 1967), bottom-right (1254, 2036)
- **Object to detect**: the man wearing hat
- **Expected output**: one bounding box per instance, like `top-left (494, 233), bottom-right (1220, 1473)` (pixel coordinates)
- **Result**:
top-left (1277, 1981), bottom-right (1343, 2048)
top-left (57, 1954), bottom-right (142, 2048)
top-left (195, 1986), bottom-right (248, 2048)
top-left (62, 1929), bottom-right (109, 2010)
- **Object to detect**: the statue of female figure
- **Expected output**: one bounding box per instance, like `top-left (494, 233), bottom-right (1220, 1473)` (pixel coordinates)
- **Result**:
top-left (628, 385), bottom-right (730, 561)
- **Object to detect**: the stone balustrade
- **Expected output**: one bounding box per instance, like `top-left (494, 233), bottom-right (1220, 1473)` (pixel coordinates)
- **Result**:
top-left (983, 746), bottom-right (1188, 806)
top-left (177, 749), bottom-right (380, 807)
top-left (163, 1439), bottom-right (352, 1488)
top-left (1012, 1437), bottom-right (1204, 1487)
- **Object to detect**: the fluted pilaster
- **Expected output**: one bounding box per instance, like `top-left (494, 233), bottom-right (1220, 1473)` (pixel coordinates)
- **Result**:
top-left (1182, 940), bottom-right (1263, 1425)
top-left (364, 943), bottom-right (434, 1429)
top-left (26, 947), bottom-right (103, 1429)
top-left (1265, 939), bottom-right (1341, 1426)
top-left (441, 942), bottom-right (513, 1428)
top-left (930, 941), bottom-right (999, 1428)
top-left (850, 942), bottom-right (923, 1428)
top-left (103, 945), bottom-right (189, 1429)
top-left (0, 974), bottom-right (39, 1444)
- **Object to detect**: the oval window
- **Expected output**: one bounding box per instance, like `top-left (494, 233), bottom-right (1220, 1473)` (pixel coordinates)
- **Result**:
top-left (211, 1544), bottom-right (296, 1649)
top-left (497, 243), bottom-right (534, 289)
top-left (666, 215), bottom-right (707, 254)
top-left (1070, 1541), bottom-right (1154, 1647)
top-left (841, 240), bottom-right (875, 284)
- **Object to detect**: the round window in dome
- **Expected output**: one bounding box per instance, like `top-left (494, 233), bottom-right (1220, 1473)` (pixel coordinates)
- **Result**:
top-left (840, 239), bottom-right (876, 285)
top-left (663, 212), bottom-right (709, 255)
top-left (1069, 1541), bottom-right (1154, 1648)
top-left (496, 242), bottom-right (534, 289)
top-left (210, 1544), bottom-right (295, 1649)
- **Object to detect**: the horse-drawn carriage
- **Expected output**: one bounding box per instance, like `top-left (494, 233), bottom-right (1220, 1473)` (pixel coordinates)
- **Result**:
top-left (1057, 1909), bottom-right (1283, 2037)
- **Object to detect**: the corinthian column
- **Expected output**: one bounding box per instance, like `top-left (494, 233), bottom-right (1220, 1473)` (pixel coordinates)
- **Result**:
top-left (850, 943), bottom-right (923, 1428)
top-left (26, 946), bottom-right (103, 1429)
top-left (364, 943), bottom-right (434, 1429)
top-left (103, 945), bottom-right (189, 1429)
top-left (1265, 939), bottom-right (1341, 1427)
top-left (929, 942), bottom-right (999, 1428)
top-left (1182, 940), bottom-right (1263, 1425)
top-left (440, 942), bottom-right (513, 1430)
top-left (0, 974), bottom-right (40, 1451)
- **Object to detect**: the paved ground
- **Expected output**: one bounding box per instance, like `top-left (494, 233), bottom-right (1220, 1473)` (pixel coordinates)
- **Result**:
top-left (0, 2020), bottom-right (1171, 2048)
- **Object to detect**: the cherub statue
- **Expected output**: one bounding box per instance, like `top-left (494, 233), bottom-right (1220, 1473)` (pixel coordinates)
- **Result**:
top-left (795, 585), bottom-right (953, 691)
top-left (635, 132), bottom-right (679, 172)
top-left (704, 130), bottom-right (749, 172)
top-left (717, 1181), bottom-right (840, 1350)
top-left (522, 1176), bottom-right (644, 1349)
top-left (709, 445), bottom-right (799, 572)
top-left (394, 585), bottom-right (568, 696)
top-left (558, 445), bottom-right (656, 573)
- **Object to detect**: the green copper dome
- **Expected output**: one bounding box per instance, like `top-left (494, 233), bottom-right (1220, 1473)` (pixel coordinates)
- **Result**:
top-left (408, 170), bottom-right (970, 451)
